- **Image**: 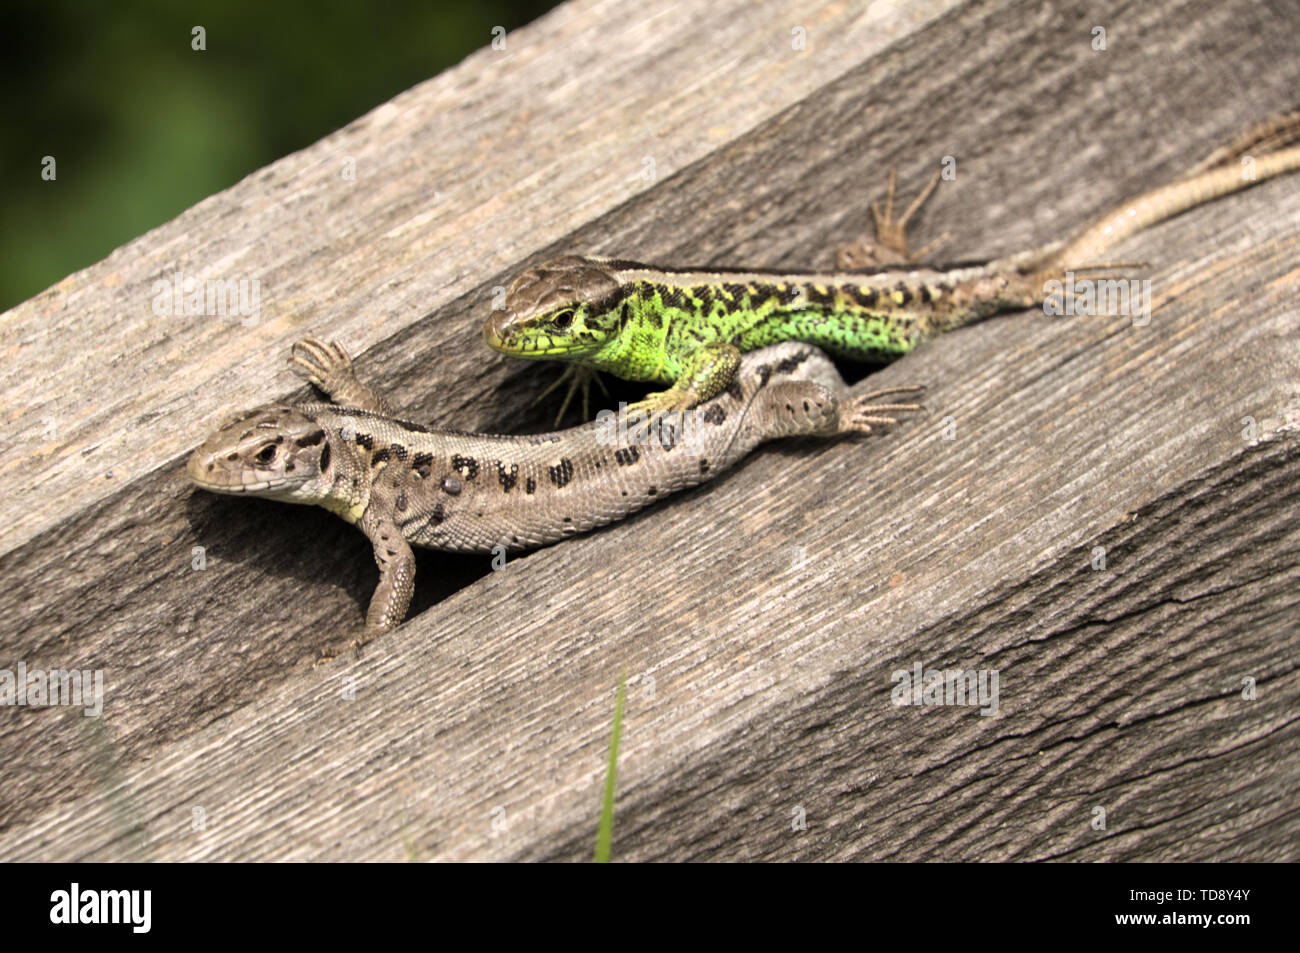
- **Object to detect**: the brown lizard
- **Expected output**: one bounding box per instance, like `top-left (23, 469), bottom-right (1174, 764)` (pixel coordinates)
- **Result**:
top-left (188, 339), bottom-right (922, 654)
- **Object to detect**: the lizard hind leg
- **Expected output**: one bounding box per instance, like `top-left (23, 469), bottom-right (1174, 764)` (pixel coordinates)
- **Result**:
top-left (837, 169), bottom-right (950, 270)
top-left (838, 384), bottom-right (927, 435)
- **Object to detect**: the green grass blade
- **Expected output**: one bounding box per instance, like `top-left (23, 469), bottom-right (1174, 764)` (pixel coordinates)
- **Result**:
top-left (594, 678), bottom-right (626, 863)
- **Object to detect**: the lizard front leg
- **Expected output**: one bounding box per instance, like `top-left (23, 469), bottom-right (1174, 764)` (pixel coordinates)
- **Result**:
top-left (533, 364), bottom-right (612, 425)
top-left (625, 341), bottom-right (741, 416)
top-left (290, 337), bottom-right (395, 415)
top-left (355, 512), bottom-right (416, 654)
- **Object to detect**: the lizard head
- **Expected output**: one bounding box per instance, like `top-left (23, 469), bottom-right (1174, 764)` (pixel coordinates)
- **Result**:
top-left (188, 404), bottom-right (334, 503)
top-left (483, 256), bottom-right (626, 360)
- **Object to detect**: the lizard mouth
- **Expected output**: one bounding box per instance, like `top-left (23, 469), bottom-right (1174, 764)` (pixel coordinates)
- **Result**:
top-left (483, 309), bottom-right (600, 358)
top-left (186, 450), bottom-right (288, 494)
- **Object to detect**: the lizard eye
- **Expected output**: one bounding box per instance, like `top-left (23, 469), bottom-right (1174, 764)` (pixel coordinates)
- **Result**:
top-left (552, 308), bottom-right (575, 330)
top-left (255, 444), bottom-right (278, 465)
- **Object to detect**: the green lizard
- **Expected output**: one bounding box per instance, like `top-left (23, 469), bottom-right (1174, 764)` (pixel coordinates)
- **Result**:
top-left (188, 338), bottom-right (921, 655)
top-left (484, 108), bottom-right (1300, 419)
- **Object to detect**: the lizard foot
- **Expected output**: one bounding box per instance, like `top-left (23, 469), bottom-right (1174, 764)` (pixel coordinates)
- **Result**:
top-left (836, 169), bottom-right (949, 269)
top-left (291, 337), bottom-right (357, 393)
top-left (349, 624), bottom-right (389, 660)
top-left (310, 614), bottom-right (390, 664)
top-left (290, 337), bottom-right (394, 414)
top-left (840, 384), bottom-right (927, 434)
top-left (624, 388), bottom-right (698, 421)
top-left (533, 365), bottom-right (611, 425)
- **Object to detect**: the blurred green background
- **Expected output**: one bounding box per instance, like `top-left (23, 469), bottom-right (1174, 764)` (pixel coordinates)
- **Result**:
top-left (1, 0), bottom-right (559, 312)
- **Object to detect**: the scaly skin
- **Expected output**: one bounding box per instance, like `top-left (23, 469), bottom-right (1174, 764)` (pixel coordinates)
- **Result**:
top-left (188, 338), bottom-right (922, 655)
top-left (485, 256), bottom-right (1029, 417)
top-left (484, 107), bottom-right (1300, 417)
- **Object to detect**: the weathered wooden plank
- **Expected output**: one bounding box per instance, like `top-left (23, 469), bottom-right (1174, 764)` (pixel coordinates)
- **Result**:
top-left (0, 0), bottom-right (961, 841)
top-left (1, 0), bottom-right (1298, 861)
top-left (0, 0), bottom-right (959, 550)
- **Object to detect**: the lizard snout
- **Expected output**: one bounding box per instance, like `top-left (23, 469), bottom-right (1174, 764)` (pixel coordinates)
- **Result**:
top-left (185, 447), bottom-right (212, 484)
top-left (483, 307), bottom-right (517, 350)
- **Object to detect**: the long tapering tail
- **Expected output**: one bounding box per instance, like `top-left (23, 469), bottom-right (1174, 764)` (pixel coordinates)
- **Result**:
top-left (1048, 107), bottom-right (1300, 267)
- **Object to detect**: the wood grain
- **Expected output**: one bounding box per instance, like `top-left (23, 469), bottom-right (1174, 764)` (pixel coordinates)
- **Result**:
top-left (1, 0), bottom-right (1297, 861)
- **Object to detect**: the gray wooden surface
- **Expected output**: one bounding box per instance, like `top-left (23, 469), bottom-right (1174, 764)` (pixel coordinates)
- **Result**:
top-left (1, 0), bottom-right (1297, 861)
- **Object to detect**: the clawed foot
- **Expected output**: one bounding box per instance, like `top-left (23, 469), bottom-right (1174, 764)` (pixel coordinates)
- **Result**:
top-left (841, 384), bottom-right (927, 434)
top-left (290, 337), bottom-right (394, 414)
top-left (313, 643), bottom-right (341, 667)
top-left (311, 630), bottom-right (379, 666)
top-left (836, 169), bottom-right (949, 270)
top-left (291, 337), bottom-right (357, 393)
top-left (624, 387), bottom-right (697, 420)
top-left (336, 624), bottom-right (384, 663)
top-left (534, 365), bottom-right (611, 425)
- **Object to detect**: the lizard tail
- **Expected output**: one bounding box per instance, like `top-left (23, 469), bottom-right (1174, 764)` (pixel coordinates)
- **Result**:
top-left (1182, 105), bottom-right (1300, 178)
top-left (1047, 107), bottom-right (1300, 268)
